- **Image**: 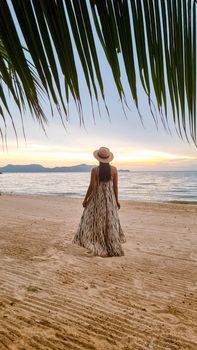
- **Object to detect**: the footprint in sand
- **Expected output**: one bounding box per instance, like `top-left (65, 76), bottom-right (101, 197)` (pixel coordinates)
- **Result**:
top-left (27, 285), bottom-right (42, 293)
top-left (153, 307), bottom-right (182, 324)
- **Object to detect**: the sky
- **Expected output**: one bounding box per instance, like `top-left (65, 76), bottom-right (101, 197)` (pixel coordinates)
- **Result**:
top-left (0, 6), bottom-right (197, 171)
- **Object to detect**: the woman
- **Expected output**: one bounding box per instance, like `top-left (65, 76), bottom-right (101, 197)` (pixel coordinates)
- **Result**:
top-left (73, 147), bottom-right (126, 257)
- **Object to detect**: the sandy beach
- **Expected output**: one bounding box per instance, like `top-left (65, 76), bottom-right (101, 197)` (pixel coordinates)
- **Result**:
top-left (0, 194), bottom-right (197, 349)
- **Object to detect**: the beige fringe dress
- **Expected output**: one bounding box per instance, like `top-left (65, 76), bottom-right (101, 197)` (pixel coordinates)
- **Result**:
top-left (73, 173), bottom-right (126, 257)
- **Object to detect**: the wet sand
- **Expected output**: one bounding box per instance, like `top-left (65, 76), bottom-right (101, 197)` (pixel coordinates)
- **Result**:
top-left (0, 194), bottom-right (197, 349)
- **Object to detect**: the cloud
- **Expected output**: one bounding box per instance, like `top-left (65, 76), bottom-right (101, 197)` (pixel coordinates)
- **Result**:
top-left (1, 142), bottom-right (196, 170)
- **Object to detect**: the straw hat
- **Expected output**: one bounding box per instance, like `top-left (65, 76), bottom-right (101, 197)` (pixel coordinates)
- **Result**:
top-left (93, 147), bottom-right (114, 163)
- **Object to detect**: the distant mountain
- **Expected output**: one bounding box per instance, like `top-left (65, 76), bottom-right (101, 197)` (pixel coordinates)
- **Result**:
top-left (0, 164), bottom-right (130, 173)
top-left (0, 164), bottom-right (94, 173)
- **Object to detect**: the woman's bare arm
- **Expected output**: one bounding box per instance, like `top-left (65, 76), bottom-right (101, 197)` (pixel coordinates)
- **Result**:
top-left (113, 167), bottom-right (120, 209)
top-left (83, 168), bottom-right (97, 207)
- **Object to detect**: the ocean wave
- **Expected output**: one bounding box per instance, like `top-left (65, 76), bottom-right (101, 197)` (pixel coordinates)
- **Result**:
top-left (1, 172), bottom-right (197, 202)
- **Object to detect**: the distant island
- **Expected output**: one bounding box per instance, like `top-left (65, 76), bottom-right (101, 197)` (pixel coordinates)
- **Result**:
top-left (0, 164), bottom-right (93, 173)
top-left (0, 164), bottom-right (130, 173)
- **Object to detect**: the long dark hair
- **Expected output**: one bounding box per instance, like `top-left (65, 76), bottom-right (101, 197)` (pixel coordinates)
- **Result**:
top-left (99, 162), bottom-right (111, 182)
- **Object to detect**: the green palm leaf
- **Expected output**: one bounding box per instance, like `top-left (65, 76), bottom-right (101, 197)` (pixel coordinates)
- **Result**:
top-left (0, 0), bottom-right (196, 144)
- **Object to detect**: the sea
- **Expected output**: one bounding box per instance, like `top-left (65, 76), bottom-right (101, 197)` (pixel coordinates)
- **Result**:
top-left (0, 171), bottom-right (197, 203)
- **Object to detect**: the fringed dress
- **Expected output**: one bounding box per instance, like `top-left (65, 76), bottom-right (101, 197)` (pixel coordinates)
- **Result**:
top-left (73, 174), bottom-right (126, 257)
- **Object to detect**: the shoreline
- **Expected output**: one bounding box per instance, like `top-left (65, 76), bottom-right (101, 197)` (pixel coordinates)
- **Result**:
top-left (0, 194), bottom-right (197, 349)
top-left (1, 191), bottom-right (197, 206)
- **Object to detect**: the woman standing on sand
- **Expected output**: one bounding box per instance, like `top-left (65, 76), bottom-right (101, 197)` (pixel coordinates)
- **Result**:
top-left (73, 147), bottom-right (126, 257)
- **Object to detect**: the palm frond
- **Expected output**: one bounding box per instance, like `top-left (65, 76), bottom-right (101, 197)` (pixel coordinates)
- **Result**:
top-left (0, 0), bottom-right (196, 144)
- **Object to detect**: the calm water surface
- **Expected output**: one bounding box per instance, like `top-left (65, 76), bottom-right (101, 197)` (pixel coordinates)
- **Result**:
top-left (0, 171), bottom-right (197, 202)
